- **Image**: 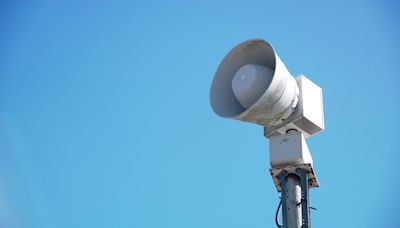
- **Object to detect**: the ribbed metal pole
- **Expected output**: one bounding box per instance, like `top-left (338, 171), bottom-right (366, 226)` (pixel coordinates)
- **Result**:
top-left (282, 174), bottom-right (302, 228)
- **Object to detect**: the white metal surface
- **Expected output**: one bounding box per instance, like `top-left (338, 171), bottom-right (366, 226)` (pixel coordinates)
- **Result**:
top-left (264, 75), bottom-right (325, 138)
top-left (231, 64), bottom-right (274, 109)
top-left (210, 39), bottom-right (299, 126)
top-left (269, 132), bottom-right (313, 168)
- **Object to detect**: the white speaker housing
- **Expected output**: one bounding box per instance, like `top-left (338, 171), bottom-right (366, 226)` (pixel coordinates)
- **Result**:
top-left (210, 39), bottom-right (299, 126)
top-left (210, 39), bottom-right (324, 138)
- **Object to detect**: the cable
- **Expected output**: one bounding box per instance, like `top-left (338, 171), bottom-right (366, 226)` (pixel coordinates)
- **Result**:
top-left (275, 198), bottom-right (316, 227)
top-left (275, 198), bottom-right (283, 228)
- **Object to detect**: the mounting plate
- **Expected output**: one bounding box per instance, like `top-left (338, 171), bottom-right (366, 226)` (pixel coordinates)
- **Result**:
top-left (270, 163), bottom-right (319, 192)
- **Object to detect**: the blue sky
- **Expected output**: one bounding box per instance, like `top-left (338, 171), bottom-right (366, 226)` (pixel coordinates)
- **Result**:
top-left (0, 0), bottom-right (399, 227)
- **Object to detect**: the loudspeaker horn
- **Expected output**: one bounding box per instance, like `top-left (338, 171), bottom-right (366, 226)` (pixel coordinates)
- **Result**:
top-left (210, 39), bottom-right (299, 126)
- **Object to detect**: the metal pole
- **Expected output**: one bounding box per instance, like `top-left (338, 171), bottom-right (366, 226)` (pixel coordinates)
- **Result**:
top-left (280, 173), bottom-right (302, 228)
top-left (297, 169), bottom-right (311, 228)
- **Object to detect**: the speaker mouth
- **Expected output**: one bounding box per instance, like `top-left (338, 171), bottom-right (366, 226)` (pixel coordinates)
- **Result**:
top-left (210, 39), bottom-right (277, 118)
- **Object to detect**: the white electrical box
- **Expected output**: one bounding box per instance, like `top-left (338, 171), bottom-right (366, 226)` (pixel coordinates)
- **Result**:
top-left (264, 75), bottom-right (324, 139)
top-left (269, 132), bottom-right (313, 168)
top-left (268, 131), bottom-right (319, 192)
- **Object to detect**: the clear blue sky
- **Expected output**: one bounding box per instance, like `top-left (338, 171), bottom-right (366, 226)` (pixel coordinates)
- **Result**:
top-left (0, 0), bottom-right (399, 227)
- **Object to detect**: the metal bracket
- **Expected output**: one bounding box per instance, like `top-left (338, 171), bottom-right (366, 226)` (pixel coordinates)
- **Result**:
top-left (270, 163), bottom-right (318, 192)
top-left (296, 168), bottom-right (311, 228)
